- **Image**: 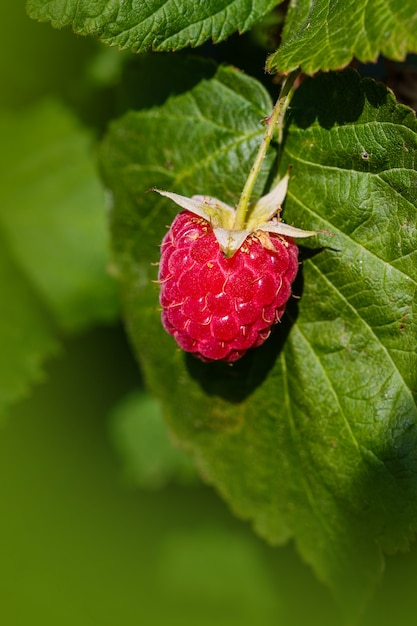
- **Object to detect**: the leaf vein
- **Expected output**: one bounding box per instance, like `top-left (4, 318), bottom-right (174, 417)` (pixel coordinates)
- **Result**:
top-left (292, 325), bottom-right (362, 453)
top-left (307, 259), bottom-right (416, 403)
top-left (280, 349), bottom-right (336, 529)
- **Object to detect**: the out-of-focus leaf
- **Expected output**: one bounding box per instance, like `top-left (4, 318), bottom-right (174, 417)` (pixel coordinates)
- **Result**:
top-left (27, 0), bottom-right (281, 53)
top-left (109, 390), bottom-right (198, 488)
top-left (267, 0), bottom-right (417, 74)
top-left (0, 100), bottom-right (118, 331)
top-left (0, 325), bottom-right (341, 626)
top-left (0, 235), bottom-right (59, 418)
top-left (1, 0), bottom-right (99, 109)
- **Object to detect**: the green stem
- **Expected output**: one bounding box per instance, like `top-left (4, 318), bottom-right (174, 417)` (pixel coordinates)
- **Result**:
top-left (233, 69), bottom-right (300, 230)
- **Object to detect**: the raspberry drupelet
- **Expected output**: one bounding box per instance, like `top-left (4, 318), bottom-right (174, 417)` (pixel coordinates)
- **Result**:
top-left (159, 210), bottom-right (299, 362)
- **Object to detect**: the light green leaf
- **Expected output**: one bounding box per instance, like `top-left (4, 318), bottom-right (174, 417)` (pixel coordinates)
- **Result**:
top-left (101, 66), bottom-right (417, 615)
top-left (0, 100), bottom-right (118, 331)
top-left (108, 390), bottom-right (198, 488)
top-left (27, 0), bottom-right (281, 53)
top-left (267, 0), bottom-right (417, 74)
top-left (0, 235), bottom-right (59, 418)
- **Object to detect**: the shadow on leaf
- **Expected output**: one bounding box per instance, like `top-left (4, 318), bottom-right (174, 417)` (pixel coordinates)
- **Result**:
top-left (118, 53), bottom-right (217, 112)
top-left (288, 69), bottom-right (376, 130)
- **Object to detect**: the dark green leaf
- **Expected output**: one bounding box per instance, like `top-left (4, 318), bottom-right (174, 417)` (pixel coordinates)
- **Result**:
top-left (114, 54), bottom-right (218, 112)
top-left (267, 0), bottom-right (417, 74)
top-left (27, 0), bottom-right (281, 53)
top-left (0, 100), bottom-right (118, 331)
top-left (101, 66), bottom-right (417, 614)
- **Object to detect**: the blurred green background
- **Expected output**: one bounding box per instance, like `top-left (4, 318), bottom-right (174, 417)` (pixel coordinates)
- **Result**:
top-left (1, 3), bottom-right (417, 625)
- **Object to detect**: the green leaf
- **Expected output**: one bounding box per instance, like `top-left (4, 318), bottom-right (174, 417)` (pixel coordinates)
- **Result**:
top-left (101, 66), bottom-right (417, 615)
top-left (0, 100), bottom-right (118, 331)
top-left (0, 235), bottom-right (59, 418)
top-left (26, 0), bottom-right (281, 53)
top-left (108, 390), bottom-right (198, 488)
top-left (267, 0), bottom-right (417, 74)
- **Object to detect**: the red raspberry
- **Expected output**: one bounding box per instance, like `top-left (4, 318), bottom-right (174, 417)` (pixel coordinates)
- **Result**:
top-left (158, 210), bottom-right (299, 362)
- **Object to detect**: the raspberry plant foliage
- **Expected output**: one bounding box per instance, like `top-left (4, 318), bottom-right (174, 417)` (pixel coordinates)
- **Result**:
top-left (0, 99), bottom-right (117, 419)
top-left (101, 63), bottom-right (417, 613)
top-left (26, 0), bottom-right (417, 620)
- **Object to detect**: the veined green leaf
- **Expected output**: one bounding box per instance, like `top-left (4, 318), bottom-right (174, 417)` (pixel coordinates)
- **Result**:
top-left (267, 0), bottom-right (417, 74)
top-left (26, 0), bottom-right (281, 52)
top-left (101, 66), bottom-right (417, 614)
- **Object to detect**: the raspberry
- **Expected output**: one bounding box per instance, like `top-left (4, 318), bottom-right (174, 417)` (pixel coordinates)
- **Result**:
top-left (159, 210), bottom-right (299, 362)
top-left (154, 176), bottom-right (318, 361)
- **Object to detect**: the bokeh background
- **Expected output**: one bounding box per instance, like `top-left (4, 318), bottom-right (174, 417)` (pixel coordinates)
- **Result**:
top-left (1, 3), bottom-right (417, 625)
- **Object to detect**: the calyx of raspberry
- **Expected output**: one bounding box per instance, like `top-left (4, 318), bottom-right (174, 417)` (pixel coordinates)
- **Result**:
top-left (155, 174), bottom-right (316, 257)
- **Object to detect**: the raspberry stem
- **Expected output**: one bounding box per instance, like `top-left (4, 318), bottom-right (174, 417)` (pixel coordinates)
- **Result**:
top-left (233, 69), bottom-right (300, 231)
